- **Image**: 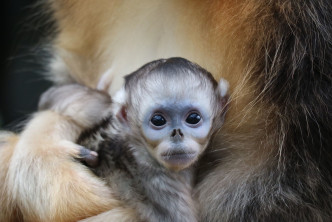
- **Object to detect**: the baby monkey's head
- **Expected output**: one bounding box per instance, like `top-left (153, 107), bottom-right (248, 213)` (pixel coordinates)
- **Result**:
top-left (115, 58), bottom-right (228, 171)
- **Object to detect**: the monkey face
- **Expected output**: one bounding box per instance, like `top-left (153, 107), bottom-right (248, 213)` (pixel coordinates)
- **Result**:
top-left (116, 58), bottom-right (229, 171)
top-left (141, 100), bottom-right (213, 171)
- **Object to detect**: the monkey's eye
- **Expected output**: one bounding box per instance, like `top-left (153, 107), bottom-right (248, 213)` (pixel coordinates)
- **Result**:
top-left (185, 112), bottom-right (201, 125)
top-left (150, 114), bottom-right (167, 127)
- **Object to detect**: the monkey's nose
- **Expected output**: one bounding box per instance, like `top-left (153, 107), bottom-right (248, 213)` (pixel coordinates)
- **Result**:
top-left (171, 129), bottom-right (184, 141)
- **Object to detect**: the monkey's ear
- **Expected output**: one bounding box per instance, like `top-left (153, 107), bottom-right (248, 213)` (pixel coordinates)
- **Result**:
top-left (218, 78), bottom-right (229, 110)
top-left (218, 78), bottom-right (229, 97)
top-left (116, 106), bottom-right (128, 124)
top-left (216, 78), bottom-right (229, 128)
top-left (113, 87), bottom-right (129, 125)
top-left (113, 87), bottom-right (126, 104)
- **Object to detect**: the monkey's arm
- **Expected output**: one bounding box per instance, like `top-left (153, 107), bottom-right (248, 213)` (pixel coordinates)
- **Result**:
top-left (39, 84), bottom-right (113, 128)
top-left (39, 84), bottom-right (118, 164)
top-left (0, 111), bottom-right (119, 222)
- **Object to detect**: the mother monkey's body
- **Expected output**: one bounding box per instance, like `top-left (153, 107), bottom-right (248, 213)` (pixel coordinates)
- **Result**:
top-left (0, 1), bottom-right (331, 222)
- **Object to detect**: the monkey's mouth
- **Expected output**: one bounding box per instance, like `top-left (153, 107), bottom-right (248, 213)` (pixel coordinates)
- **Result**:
top-left (160, 150), bottom-right (197, 167)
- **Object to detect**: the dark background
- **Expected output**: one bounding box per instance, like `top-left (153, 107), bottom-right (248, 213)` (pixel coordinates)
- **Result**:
top-left (2, 0), bottom-right (53, 130)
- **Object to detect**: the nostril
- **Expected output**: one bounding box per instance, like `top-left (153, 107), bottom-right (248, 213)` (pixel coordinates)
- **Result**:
top-left (171, 129), bottom-right (177, 137)
top-left (177, 129), bottom-right (183, 137)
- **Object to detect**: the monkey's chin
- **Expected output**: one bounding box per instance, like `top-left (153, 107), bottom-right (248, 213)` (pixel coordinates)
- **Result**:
top-left (160, 152), bottom-right (197, 171)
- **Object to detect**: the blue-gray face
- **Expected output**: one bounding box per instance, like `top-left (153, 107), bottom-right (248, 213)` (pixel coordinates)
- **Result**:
top-left (141, 100), bottom-right (212, 171)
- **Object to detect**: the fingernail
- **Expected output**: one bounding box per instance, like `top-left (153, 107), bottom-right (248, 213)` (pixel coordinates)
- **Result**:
top-left (90, 151), bottom-right (98, 156)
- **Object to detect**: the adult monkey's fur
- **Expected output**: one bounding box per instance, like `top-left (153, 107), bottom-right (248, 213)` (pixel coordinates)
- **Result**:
top-left (0, 0), bottom-right (331, 221)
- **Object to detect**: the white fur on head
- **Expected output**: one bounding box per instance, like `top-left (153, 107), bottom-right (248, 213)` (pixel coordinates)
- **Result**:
top-left (218, 78), bottom-right (229, 97)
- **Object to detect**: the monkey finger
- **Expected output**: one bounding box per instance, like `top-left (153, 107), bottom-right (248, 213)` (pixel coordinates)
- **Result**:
top-left (78, 147), bottom-right (99, 167)
top-left (58, 140), bottom-right (99, 167)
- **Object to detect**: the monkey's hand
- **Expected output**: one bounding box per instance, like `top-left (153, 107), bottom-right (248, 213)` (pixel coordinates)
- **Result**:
top-left (2, 111), bottom-right (119, 222)
top-left (39, 84), bottom-right (113, 128)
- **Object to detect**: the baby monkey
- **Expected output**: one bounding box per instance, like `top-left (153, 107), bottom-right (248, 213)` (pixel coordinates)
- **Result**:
top-left (40, 57), bottom-right (229, 221)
